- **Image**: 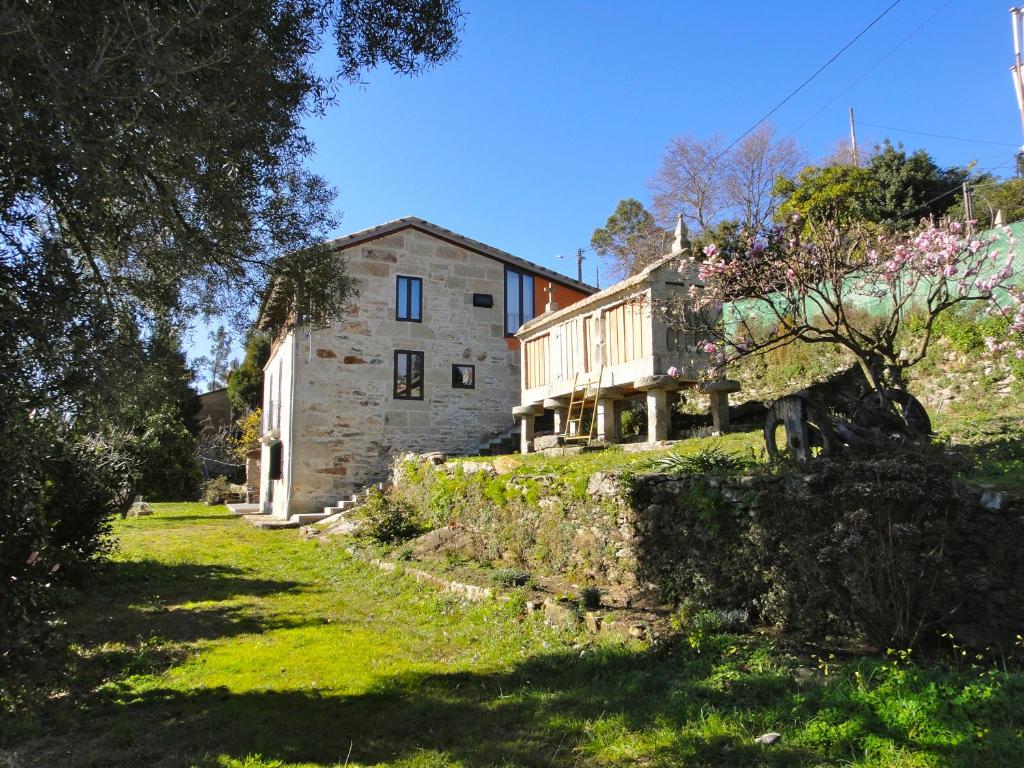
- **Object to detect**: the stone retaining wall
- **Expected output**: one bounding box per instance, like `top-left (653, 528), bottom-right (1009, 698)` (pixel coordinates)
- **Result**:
top-left (394, 456), bottom-right (1024, 649)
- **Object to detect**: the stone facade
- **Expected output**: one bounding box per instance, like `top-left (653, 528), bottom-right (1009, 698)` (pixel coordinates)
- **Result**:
top-left (259, 219), bottom-right (592, 518)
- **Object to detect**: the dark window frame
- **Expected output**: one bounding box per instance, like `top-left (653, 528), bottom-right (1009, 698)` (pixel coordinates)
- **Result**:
top-left (393, 349), bottom-right (425, 400)
top-left (472, 292), bottom-right (493, 308)
top-left (504, 267), bottom-right (536, 336)
top-left (396, 275), bottom-right (423, 322)
top-left (451, 363), bottom-right (476, 389)
top-left (268, 441), bottom-right (283, 481)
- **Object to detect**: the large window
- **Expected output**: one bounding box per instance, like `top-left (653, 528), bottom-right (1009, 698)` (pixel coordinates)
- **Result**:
top-left (504, 268), bottom-right (535, 335)
top-left (396, 275), bottom-right (422, 322)
top-left (393, 350), bottom-right (424, 400)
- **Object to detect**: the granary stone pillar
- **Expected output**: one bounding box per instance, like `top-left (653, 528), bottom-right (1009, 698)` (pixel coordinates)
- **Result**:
top-left (513, 404), bottom-right (544, 454)
top-left (698, 380), bottom-right (742, 437)
top-left (543, 397), bottom-right (570, 438)
top-left (636, 375), bottom-right (678, 444)
top-left (595, 398), bottom-right (617, 443)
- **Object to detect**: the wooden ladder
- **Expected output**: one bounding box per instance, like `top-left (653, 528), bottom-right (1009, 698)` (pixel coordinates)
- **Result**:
top-left (563, 365), bottom-right (604, 444)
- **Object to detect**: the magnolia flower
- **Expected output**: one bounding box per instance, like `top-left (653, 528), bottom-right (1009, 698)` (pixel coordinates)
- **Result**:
top-left (667, 366), bottom-right (680, 378)
top-left (702, 342), bottom-right (718, 355)
top-left (703, 243), bottom-right (719, 259)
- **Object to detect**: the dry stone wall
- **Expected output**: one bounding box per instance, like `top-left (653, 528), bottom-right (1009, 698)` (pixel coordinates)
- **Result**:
top-left (394, 456), bottom-right (1024, 649)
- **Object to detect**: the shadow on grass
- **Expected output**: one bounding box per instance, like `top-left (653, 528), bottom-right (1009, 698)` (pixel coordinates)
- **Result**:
top-left (1, 559), bottom-right (311, 722)
top-left (14, 640), bottom-right (1024, 768)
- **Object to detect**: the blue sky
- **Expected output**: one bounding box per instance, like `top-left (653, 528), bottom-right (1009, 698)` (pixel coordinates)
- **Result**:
top-left (189, 0), bottom-right (1020, 380)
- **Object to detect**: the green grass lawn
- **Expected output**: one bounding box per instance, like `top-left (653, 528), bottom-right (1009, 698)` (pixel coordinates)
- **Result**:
top-left (2, 503), bottom-right (1023, 767)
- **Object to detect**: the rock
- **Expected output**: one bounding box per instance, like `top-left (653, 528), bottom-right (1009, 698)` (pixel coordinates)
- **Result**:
top-left (126, 495), bottom-right (152, 517)
top-left (584, 612), bottom-right (603, 634)
top-left (492, 455), bottom-right (523, 475)
top-left (533, 434), bottom-right (562, 451)
top-left (627, 623), bottom-right (649, 640)
top-left (543, 598), bottom-right (579, 627)
top-left (460, 461), bottom-right (495, 476)
top-left (754, 732), bottom-right (781, 746)
top-left (411, 526), bottom-right (482, 559)
top-left (981, 490), bottom-right (1004, 511)
top-left (422, 451), bottom-right (447, 466)
top-left (586, 471), bottom-right (620, 498)
top-left (525, 599), bottom-right (544, 613)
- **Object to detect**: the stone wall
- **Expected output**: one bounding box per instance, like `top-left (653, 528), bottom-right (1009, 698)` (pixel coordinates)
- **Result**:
top-left (393, 457), bottom-right (1024, 649)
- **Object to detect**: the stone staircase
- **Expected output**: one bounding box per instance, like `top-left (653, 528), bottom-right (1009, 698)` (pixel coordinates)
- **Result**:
top-left (291, 480), bottom-right (391, 533)
top-left (294, 427), bottom-right (519, 534)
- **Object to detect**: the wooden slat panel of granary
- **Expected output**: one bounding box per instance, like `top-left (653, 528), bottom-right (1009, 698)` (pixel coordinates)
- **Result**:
top-left (524, 333), bottom-right (550, 389)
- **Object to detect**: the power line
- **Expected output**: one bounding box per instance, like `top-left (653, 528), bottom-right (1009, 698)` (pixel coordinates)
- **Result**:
top-left (895, 158), bottom-right (1016, 221)
top-left (720, 0), bottom-right (904, 158)
top-left (857, 120), bottom-right (1018, 147)
top-left (775, 0), bottom-right (955, 147)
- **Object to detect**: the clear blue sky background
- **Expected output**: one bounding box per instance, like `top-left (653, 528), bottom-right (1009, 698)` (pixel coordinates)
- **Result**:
top-left (189, 0), bottom-right (1021, 383)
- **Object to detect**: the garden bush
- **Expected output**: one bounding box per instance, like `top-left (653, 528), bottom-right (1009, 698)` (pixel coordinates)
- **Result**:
top-left (357, 488), bottom-right (422, 544)
top-left (201, 476), bottom-right (234, 506)
top-left (1, 413), bottom-right (134, 645)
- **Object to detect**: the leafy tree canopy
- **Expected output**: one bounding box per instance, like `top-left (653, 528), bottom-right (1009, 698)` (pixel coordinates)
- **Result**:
top-left (776, 141), bottom-right (969, 232)
top-left (591, 198), bottom-right (669, 280)
top-left (227, 332), bottom-right (273, 412)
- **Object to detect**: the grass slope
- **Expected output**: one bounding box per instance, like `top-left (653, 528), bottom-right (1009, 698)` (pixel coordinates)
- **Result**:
top-left (2, 504), bottom-right (1023, 767)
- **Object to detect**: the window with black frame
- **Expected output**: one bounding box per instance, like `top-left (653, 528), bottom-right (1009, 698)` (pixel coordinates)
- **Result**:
top-left (504, 267), bottom-right (535, 335)
top-left (451, 364), bottom-right (475, 389)
top-left (393, 350), bottom-right (424, 399)
top-left (396, 275), bottom-right (422, 322)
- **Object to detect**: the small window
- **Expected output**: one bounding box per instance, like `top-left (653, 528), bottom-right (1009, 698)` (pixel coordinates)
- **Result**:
top-left (472, 293), bottom-right (493, 308)
top-left (396, 276), bottom-right (422, 322)
top-left (452, 364), bottom-right (475, 389)
top-left (394, 350), bottom-right (424, 400)
top-left (268, 442), bottom-right (283, 480)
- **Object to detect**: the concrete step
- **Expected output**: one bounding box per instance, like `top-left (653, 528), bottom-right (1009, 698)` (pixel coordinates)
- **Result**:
top-left (292, 511), bottom-right (331, 525)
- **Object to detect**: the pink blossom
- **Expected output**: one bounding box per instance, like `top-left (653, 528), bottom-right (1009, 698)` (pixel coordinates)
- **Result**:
top-left (667, 366), bottom-right (680, 378)
top-left (702, 342), bottom-right (718, 355)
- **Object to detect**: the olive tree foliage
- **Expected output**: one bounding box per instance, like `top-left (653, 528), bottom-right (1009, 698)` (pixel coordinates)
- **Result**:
top-left (0, 0), bottom-right (463, 636)
top-left (2, 0), bottom-right (462, 332)
top-left (648, 123), bottom-right (802, 236)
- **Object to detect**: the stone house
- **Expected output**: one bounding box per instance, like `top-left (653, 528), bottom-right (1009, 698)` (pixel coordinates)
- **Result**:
top-left (257, 217), bottom-right (593, 520)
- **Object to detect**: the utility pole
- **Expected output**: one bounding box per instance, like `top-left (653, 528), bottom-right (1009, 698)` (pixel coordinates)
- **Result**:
top-left (1011, 8), bottom-right (1024, 176)
top-left (848, 106), bottom-right (859, 167)
top-left (575, 247), bottom-right (585, 283)
top-left (962, 183), bottom-right (975, 232)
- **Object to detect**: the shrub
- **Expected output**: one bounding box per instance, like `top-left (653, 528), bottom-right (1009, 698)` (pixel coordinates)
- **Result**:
top-left (653, 445), bottom-right (748, 474)
top-left (579, 585), bottom-right (601, 610)
top-left (357, 488), bottom-right (421, 544)
top-left (201, 476), bottom-right (233, 506)
top-left (490, 568), bottom-right (531, 588)
top-left (2, 416), bottom-right (134, 643)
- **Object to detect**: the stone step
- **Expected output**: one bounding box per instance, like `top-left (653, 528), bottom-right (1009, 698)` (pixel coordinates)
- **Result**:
top-left (292, 511), bottom-right (331, 525)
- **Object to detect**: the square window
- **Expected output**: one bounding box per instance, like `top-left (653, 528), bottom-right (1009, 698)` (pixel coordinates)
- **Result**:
top-left (452, 364), bottom-right (475, 389)
top-left (394, 350), bottom-right (424, 399)
top-left (396, 276), bottom-right (422, 322)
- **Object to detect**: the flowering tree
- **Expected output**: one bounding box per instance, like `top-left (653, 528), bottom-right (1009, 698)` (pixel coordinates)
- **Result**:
top-left (672, 216), bottom-right (1018, 395)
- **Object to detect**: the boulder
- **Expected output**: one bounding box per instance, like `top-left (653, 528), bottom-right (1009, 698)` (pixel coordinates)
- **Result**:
top-left (411, 526), bottom-right (483, 559)
top-left (126, 495), bottom-right (152, 517)
top-left (492, 455), bottom-right (522, 475)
